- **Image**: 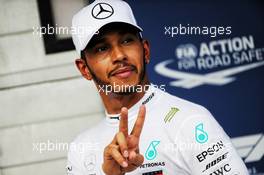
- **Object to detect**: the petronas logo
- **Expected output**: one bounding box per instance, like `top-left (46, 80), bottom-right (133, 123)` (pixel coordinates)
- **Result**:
top-left (145, 141), bottom-right (160, 160)
top-left (164, 107), bottom-right (179, 123)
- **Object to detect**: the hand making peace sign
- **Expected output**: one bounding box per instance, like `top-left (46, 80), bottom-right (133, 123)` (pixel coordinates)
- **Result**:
top-left (102, 105), bottom-right (146, 175)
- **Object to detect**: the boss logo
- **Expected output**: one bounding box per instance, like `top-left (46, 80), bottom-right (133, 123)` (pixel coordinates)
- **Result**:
top-left (202, 152), bottom-right (228, 172)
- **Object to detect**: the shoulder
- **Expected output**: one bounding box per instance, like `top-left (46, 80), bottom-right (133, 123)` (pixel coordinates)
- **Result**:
top-left (157, 91), bottom-right (248, 175)
top-left (156, 87), bottom-right (210, 119)
top-left (72, 119), bottom-right (105, 144)
top-left (157, 88), bottom-right (225, 141)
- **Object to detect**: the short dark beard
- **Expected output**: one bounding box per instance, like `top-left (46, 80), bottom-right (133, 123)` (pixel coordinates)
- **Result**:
top-left (113, 59), bottom-right (146, 96)
top-left (83, 56), bottom-right (146, 96)
top-left (84, 60), bottom-right (110, 87)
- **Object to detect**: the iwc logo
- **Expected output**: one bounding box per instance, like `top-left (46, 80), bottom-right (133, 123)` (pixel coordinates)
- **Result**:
top-left (92, 3), bottom-right (114, 19)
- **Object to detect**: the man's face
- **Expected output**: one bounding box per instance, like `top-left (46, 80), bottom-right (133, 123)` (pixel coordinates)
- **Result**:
top-left (79, 26), bottom-right (150, 94)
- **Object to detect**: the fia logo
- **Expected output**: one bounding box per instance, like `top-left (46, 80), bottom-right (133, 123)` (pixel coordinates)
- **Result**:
top-left (176, 44), bottom-right (198, 59)
top-left (145, 141), bottom-right (160, 160)
top-left (195, 123), bottom-right (208, 144)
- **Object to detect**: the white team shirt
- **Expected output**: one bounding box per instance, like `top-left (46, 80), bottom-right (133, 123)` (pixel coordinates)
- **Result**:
top-left (67, 84), bottom-right (248, 175)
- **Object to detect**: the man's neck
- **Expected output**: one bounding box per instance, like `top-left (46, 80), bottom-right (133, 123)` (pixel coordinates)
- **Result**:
top-left (98, 80), bottom-right (150, 115)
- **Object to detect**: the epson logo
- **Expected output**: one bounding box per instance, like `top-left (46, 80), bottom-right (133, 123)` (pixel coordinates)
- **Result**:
top-left (196, 140), bottom-right (225, 162)
top-left (202, 152), bottom-right (228, 172)
top-left (209, 163), bottom-right (231, 175)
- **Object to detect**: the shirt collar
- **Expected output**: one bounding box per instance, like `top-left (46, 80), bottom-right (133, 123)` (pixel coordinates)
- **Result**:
top-left (105, 84), bottom-right (157, 126)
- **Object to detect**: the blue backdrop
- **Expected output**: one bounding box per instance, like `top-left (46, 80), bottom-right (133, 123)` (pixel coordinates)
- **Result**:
top-left (128, 0), bottom-right (264, 174)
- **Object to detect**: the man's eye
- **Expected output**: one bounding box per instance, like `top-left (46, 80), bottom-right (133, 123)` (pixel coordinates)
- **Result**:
top-left (95, 46), bottom-right (108, 52)
top-left (122, 38), bottom-right (134, 44)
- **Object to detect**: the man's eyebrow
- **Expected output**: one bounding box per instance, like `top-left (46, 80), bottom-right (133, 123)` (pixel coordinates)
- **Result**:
top-left (118, 30), bottom-right (137, 36)
top-left (88, 37), bottom-right (107, 49)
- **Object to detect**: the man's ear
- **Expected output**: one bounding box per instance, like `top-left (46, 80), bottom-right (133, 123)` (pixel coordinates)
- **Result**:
top-left (75, 58), bottom-right (93, 80)
top-left (142, 40), bottom-right (150, 64)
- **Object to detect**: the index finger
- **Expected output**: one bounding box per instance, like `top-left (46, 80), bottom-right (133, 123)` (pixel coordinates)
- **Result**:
top-left (131, 105), bottom-right (146, 138)
top-left (119, 107), bottom-right (128, 137)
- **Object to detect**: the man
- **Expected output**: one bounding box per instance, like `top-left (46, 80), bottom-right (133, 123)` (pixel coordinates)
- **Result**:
top-left (67, 0), bottom-right (249, 175)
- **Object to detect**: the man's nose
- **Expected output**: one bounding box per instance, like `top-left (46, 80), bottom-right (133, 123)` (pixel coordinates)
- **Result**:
top-left (110, 46), bottom-right (126, 63)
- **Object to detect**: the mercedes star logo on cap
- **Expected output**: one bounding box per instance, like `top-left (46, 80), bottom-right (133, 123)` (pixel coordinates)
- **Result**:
top-left (92, 3), bottom-right (114, 19)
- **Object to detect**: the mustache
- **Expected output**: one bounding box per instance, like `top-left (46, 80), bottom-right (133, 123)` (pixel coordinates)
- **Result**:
top-left (108, 62), bottom-right (137, 78)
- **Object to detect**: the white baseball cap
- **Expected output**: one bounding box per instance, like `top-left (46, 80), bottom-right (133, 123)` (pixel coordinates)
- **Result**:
top-left (71, 0), bottom-right (142, 56)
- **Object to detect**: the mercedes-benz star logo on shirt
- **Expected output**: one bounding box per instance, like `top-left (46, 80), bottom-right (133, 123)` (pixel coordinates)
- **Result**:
top-left (92, 3), bottom-right (114, 19)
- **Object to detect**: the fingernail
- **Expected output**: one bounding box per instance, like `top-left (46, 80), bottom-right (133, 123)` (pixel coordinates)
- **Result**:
top-left (122, 161), bottom-right (128, 167)
top-left (123, 150), bottom-right (128, 158)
